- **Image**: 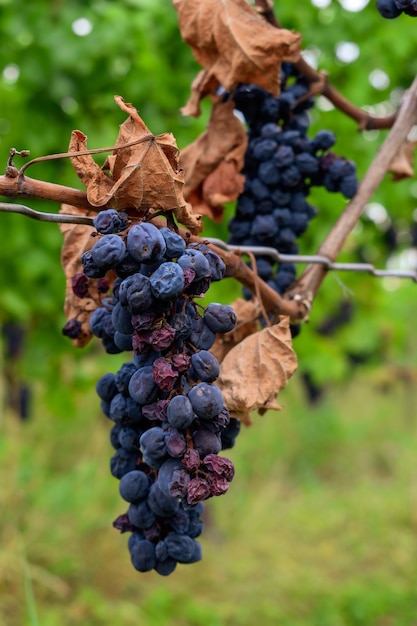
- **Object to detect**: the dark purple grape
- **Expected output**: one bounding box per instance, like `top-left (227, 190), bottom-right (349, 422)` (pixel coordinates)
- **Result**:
top-left (169, 312), bottom-right (193, 340)
top-left (111, 302), bottom-right (134, 335)
top-left (339, 174), bottom-right (358, 199)
top-left (280, 165), bottom-right (302, 187)
top-left (190, 351), bottom-right (220, 383)
top-left (250, 178), bottom-right (270, 200)
top-left (118, 273), bottom-right (153, 314)
top-left (236, 195), bottom-right (256, 217)
top-left (126, 223), bottom-right (167, 263)
top-left (312, 130), bottom-right (336, 152)
top-left (164, 428), bottom-right (187, 458)
top-left (251, 214), bottom-right (278, 241)
top-left (96, 373), bottom-right (118, 402)
top-left (203, 303), bottom-right (237, 334)
top-left (164, 533), bottom-right (202, 564)
top-left (188, 383), bottom-right (224, 420)
top-left (159, 227), bottom-right (186, 258)
top-left (220, 418), bottom-right (241, 450)
top-left (114, 331), bottom-right (133, 352)
top-left (154, 557), bottom-right (177, 576)
top-left (192, 428), bottom-right (222, 456)
top-left (258, 160), bottom-right (281, 186)
top-left (403, 2), bottom-right (417, 15)
top-left (129, 538), bottom-right (157, 572)
top-left (89, 307), bottom-right (113, 339)
top-left (62, 319), bottom-right (82, 339)
top-left (274, 145), bottom-right (294, 168)
top-left (139, 427), bottom-right (168, 467)
top-left (115, 361), bottom-right (137, 396)
top-left (81, 251), bottom-right (107, 278)
top-left (187, 516), bottom-right (204, 539)
top-left (252, 138), bottom-right (278, 161)
top-left (148, 482), bottom-right (179, 517)
top-left (166, 394), bottom-right (195, 429)
top-left (119, 470), bottom-right (150, 503)
top-left (189, 317), bottom-right (216, 351)
top-left (295, 152), bottom-right (319, 175)
top-left (158, 458), bottom-right (184, 495)
top-left (128, 366), bottom-right (159, 405)
top-left (109, 393), bottom-right (130, 423)
top-left (377, 0), bottom-right (403, 16)
top-left (113, 253), bottom-right (142, 278)
top-left (186, 477), bottom-right (211, 505)
top-left (93, 209), bottom-right (129, 234)
top-left (204, 249), bottom-right (226, 281)
top-left (127, 501), bottom-right (156, 529)
top-left (71, 273), bottom-right (89, 298)
top-left (118, 427), bottom-right (140, 451)
top-left (110, 448), bottom-right (138, 479)
top-left (91, 234), bottom-right (126, 268)
top-left (152, 357), bottom-right (178, 392)
top-left (177, 249), bottom-right (211, 279)
top-left (150, 262), bottom-right (185, 299)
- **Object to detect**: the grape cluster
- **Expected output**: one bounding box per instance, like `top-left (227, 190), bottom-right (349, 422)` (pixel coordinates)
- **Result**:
top-left (72, 211), bottom-right (241, 575)
top-left (376, 0), bottom-right (417, 17)
top-left (229, 63), bottom-right (358, 306)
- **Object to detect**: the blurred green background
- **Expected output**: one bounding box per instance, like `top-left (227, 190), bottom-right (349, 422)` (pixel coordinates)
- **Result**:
top-left (1, 0), bottom-right (417, 624)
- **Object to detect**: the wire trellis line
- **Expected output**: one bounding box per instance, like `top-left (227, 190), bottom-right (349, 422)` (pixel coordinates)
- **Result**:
top-left (0, 202), bottom-right (95, 225)
top-left (0, 202), bottom-right (415, 282)
top-left (204, 240), bottom-right (417, 283)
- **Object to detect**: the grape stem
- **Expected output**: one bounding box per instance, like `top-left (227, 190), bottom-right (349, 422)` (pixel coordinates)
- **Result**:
top-left (255, 0), bottom-right (396, 130)
top-left (0, 167), bottom-right (101, 211)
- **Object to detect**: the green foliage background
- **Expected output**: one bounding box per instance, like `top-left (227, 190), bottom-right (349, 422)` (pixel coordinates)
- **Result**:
top-left (1, 2), bottom-right (417, 624)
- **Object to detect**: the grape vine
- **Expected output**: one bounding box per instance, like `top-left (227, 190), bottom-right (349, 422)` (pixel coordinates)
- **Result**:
top-left (1, 0), bottom-right (417, 576)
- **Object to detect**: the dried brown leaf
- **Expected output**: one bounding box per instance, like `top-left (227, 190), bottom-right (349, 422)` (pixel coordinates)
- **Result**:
top-left (180, 97), bottom-right (247, 220)
top-left (185, 189), bottom-right (224, 222)
top-left (389, 139), bottom-right (417, 181)
top-left (174, 0), bottom-right (301, 115)
top-left (202, 160), bottom-right (245, 220)
top-left (216, 316), bottom-right (297, 424)
top-left (59, 204), bottom-right (100, 347)
top-left (186, 159), bottom-right (245, 222)
top-left (181, 70), bottom-right (220, 117)
top-left (69, 131), bottom-right (114, 206)
top-left (70, 96), bottom-right (202, 233)
top-left (181, 98), bottom-right (247, 195)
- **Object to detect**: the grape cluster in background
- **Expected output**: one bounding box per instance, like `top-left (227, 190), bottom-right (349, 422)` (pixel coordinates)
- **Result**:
top-left (376, 0), bottom-right (417, 18)
top-left (228, 63), bottom-right (358, 323)
top-left (64, 213), bottom-right (240, 575)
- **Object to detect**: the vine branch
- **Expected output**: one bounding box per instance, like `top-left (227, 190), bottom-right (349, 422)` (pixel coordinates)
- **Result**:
top-left (0, 169), bottom-right (103, 211)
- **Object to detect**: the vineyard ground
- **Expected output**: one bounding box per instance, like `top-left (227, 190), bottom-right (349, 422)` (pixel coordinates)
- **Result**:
top-left (0, 361), bottom-right (416, 626)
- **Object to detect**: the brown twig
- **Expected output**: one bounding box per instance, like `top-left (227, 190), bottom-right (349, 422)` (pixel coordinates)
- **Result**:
top-left (0, 171), bottom-right (103, 211)
top-left (255, 0), bottom-right (396, 130)
top-left (288, 73), bottom-right (417, 305)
